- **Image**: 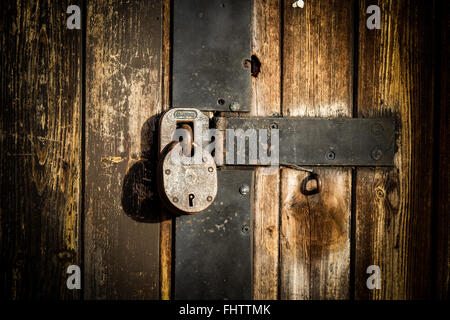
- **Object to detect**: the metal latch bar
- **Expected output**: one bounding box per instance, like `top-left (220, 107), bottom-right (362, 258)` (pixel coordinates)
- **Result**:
top-left (218, 117), bottom-right (395, 166)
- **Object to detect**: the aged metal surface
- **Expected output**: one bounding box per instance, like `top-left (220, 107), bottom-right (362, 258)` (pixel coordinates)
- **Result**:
top-left (158, 108), bottom-right (218, 214)
top-left (172, 0), bottom-right (251, 112)
top-left (223, 117), bottom-right (395, 166)
top-left (159, 108), bottom-right (210, 152)
top-left (159, 142), bottom-right (218, 215)
top-left (175, 170), bottom-right (253, 300)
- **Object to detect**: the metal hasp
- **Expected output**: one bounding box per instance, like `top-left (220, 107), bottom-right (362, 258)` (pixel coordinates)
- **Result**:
top-left (158, 108), bottom-right (218, 214)
top-left (222, 117), bottom-right (396, 166)
top-left (175, 170), bottom-right (252, 300)
top-left (172, 0), bottom-right (251, 112)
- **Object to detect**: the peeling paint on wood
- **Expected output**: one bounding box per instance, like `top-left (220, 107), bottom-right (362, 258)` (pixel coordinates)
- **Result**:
top-left (84, 0), bottom-right (162, 299)
top-left (1, 0), bottom-right (447, 301)
top-left (1, 0), bottom-right (82, 299)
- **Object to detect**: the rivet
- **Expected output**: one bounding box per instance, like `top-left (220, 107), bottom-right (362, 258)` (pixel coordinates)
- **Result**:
top-left (371, 123), bottom-right (384, 136)
top-left (371, 148), bottom-right (383, 161)
top-left (208, 167), bottom-right (214, 172)
top-left (239, 184), bottom-right (250, 195)
top-left (325, 151), bottom-right (336, 160)
top-left (173, 197), bottom-right (179, 203)
top-left (241, 225), bottom-right (250, 234)
top-left (207, 196), bottom-right (213, 202)
top-left (229, 102), bottom-right (240, 111)
top-left (165, 169), bottom-right (171, 175)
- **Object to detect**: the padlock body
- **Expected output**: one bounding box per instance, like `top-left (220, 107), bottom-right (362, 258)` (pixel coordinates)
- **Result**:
top-left (159, 142), bottom-right (217, 214)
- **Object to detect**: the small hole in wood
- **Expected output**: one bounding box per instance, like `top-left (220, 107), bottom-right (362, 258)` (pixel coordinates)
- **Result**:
top-left (250, 55), bottom-right (261, 77)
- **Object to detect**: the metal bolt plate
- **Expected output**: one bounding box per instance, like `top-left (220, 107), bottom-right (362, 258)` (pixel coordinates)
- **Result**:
top-left (172, 0), bottom-right (251, 112)
top-left (175, 169), bottom-right (252, 299)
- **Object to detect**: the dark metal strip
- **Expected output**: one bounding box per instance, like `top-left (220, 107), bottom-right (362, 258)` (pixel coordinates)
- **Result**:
top-left (175, 170), bottom-right (253, 300)
top-left (172, 0), bottom-right (251, 112)
top-left (223, 117), bottom-right (396, 166)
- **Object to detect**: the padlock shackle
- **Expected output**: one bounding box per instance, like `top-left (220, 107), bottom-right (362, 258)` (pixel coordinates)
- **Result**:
top-left (178, 124), bottom-right (193, 157)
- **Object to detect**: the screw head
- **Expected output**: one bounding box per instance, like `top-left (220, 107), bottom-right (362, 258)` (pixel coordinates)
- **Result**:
top-left (165, 169), bottom-right (171, 175)
top-left (371, 148), bottom-right (383, 161)
top-left (239, 184), bottom-right (250, 195)
top-left (270, 122), bottom-right (278, 129)
top-left (208, 167), bottom-right (214, 172)
top-left (325, 151), bottom-right (336, 160)
top-left (241, 225), bottom-right (250, 234)
top-left (207, 196), bottom-right (213, 202)
top-left (229, 102), bottom-right (240, 111)
top-left (173, 197), bottom-right (179, 203)
top-left (371, 123), bottom-right (384, 136)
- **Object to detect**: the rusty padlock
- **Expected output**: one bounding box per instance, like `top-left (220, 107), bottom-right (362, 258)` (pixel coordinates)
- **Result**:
top-left (158, 108), bottom-right (218, 215)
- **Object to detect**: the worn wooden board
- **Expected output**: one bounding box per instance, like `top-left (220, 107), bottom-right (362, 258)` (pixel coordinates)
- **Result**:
top-left (355, 0), bottom-right (435, 299)
top-left (159, 0), bottom-right (172, 301)
top-left (1, 0), bottom-right (447, 301)
top-left (251, 0), bottom-right (281, 300)
top-left (436, 0), bottom-right (449, 300)
top-left (0, 0), bottom-right (82, 299)
top-left (280, 0), bottom-right (353, 299)
top-left (84, 0), bottom-right (162, 299)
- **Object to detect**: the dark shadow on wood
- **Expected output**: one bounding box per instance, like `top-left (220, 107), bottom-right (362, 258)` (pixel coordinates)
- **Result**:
top-left (122, 114), bottom-right (169, 223)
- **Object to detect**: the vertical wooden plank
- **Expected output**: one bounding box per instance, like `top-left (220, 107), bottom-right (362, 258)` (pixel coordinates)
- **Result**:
top-left (251, 0), bottom-right (281, 300)
top-left (160, 0), bottom-right (172, 301)
top-left (1, 1), bottom-right (82, 298)
top-left (281, 0), bottom-right (353, 299)
top-left (436, 0), bottom-right (449, 300)
top-left (355, 0), bottom-right (435, 299)
top-left (85, 0), bottom-right (162, 299)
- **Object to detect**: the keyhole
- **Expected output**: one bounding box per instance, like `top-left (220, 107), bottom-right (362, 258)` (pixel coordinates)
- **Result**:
top-left (189, 194), bottom-right (195, 207)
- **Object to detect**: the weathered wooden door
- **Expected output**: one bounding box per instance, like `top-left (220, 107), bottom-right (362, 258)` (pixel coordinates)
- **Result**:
top-left (1, 0), bottom-right (448, 300)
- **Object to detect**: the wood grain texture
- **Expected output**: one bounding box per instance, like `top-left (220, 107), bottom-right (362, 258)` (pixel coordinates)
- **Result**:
top-left (84, 0), bottom-right (162, 299)
top-left (251, 0), bottom-right (281, 300)
top-left (159, 0), bottom-right (172, 301)
top-left (1, 0), bottom-right (82, 299)
top-left (355, 0), bottom-right (435, 299)
top-left (1, 0), bottom-right (446, 301)
top-left (280, 0), bottom-right (353, 299)
top-left (436, 0), bottom-right (449, 300)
